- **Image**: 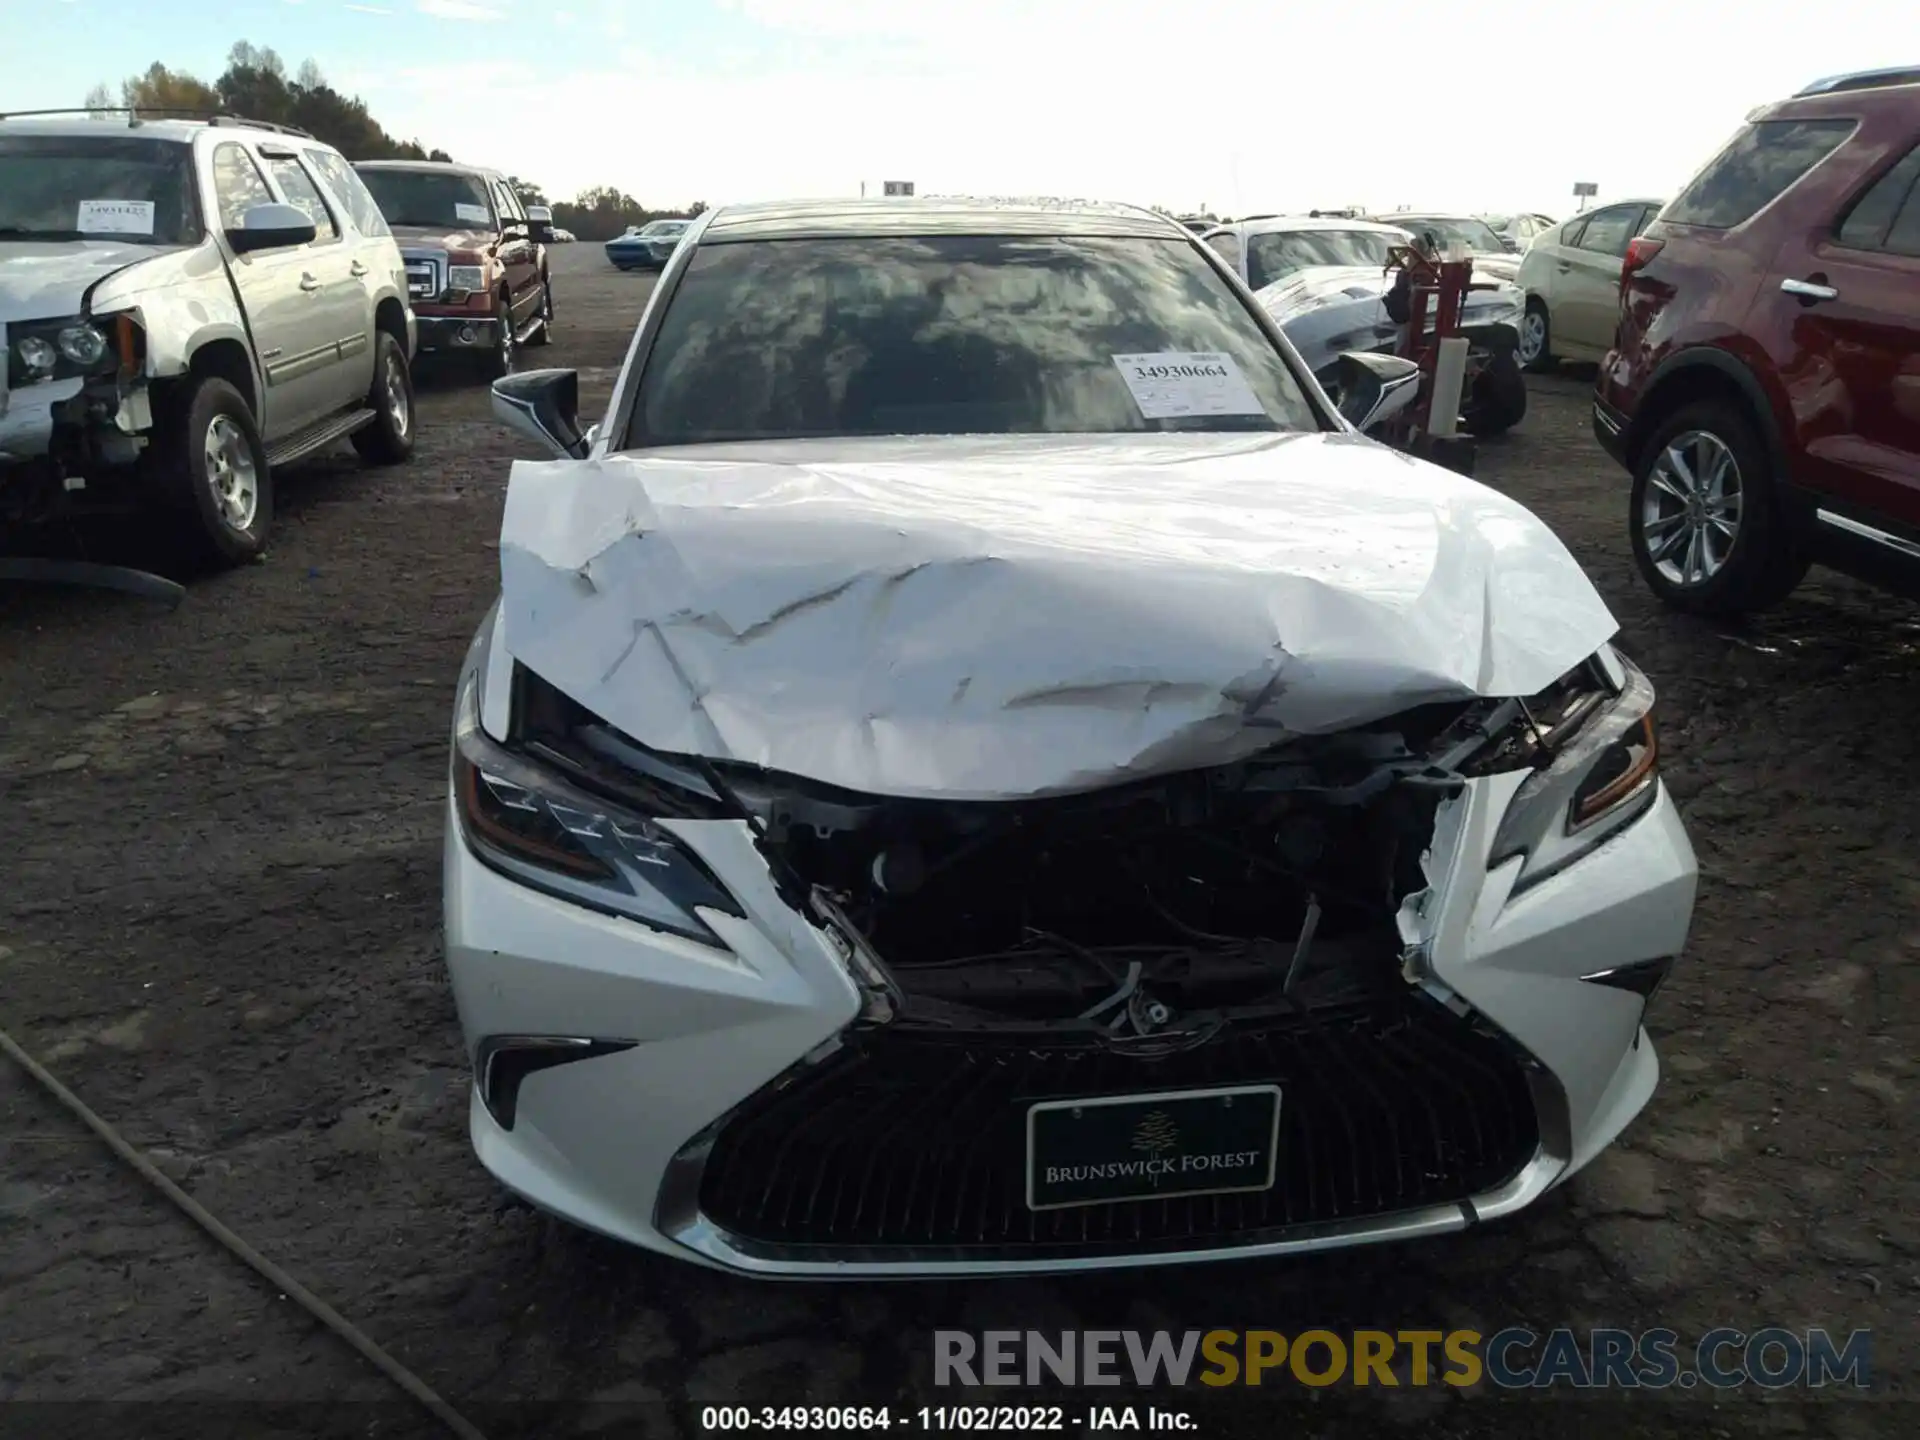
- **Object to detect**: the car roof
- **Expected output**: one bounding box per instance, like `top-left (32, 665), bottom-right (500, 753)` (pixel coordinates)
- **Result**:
top-left (1789, 66), bottom-right (1920, 99)
top-left (1212, 214), bottom-right (1411, 238)
top-left (356, 159), bottom-right (502, 180)
top-left (0, 115), bottom-right (327, 146)
top-left (700, 196), bottom-right (1181, 242)
top-left (1558, 198), bottom-right (1667, 219)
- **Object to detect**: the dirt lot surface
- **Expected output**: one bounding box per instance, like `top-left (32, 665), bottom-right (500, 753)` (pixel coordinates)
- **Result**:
top-left (1, 243), bottom-right (1913, 1440)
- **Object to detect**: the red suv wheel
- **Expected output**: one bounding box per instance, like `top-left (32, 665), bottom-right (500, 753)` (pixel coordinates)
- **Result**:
top-left (1627, 401), bottom-right (1810, 616)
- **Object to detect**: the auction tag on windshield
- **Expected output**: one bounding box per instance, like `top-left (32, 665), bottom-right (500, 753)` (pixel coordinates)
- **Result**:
top-left (455, 202), bottom-right (491, 225)
top-left (1112, 352), bottom-right (1266, 419)
top-left (76, 199), bottom-right (156, 235)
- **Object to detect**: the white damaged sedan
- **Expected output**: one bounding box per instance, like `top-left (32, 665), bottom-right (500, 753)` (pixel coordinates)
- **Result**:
top-left (444, 198), bottom-right (1697, 1278)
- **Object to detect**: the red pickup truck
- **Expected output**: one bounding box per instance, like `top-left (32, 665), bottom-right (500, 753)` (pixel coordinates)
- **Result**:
top-left (354, 160), bottom-right (554, 379)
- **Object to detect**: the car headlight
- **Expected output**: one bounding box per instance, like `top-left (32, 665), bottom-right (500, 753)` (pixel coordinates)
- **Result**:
top-left (450, 670), bottom-right (744, 945)
top-left (6, 314), bottom-right (133, 385)
top-left (1487, 653), bottom-right (1660, 890)
top-left (446, 264), bottom-right (486, 298)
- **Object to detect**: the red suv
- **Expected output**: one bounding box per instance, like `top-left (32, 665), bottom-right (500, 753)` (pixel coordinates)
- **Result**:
top-left (1595, 67), bottom-right (1920, 617)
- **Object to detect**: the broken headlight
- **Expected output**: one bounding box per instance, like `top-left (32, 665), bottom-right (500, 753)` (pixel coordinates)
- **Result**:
top-left (451, 671), bottom-right (744, 945)
top-left (6, 313), bottom-right (140, 385)
top-left (1488, 652), bottom-right (1660, 890)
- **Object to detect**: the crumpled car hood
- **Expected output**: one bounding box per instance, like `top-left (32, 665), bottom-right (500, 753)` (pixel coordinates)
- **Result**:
top-left (0, 241), bottom-right (172, 323)
top-left (1468, 250), bottom-right (1521, 282)
top-left (497, 432), bottom-right (1618, 800)
top-left (1259, 266), bottom-right (1524, 375)
top-left (1260, 264), bottom-right (1393, 318)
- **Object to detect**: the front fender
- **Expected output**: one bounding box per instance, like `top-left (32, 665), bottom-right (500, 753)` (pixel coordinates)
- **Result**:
top-left (86, 244), bottom-right (247, 382)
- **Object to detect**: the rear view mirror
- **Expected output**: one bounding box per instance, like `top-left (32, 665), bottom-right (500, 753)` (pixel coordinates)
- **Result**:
top-left (227, 202), bottom-right (316, 253)
top-left (1331, 351), bottom-right (1422, 433)
top-left (524, 204), bottom-right (554, 242)
top-left (493, 368), bottom-right (589, 458)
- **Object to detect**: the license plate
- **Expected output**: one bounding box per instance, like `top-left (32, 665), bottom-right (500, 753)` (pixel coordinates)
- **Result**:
top-left (1025, 1084), bottom-right (1282, 1211)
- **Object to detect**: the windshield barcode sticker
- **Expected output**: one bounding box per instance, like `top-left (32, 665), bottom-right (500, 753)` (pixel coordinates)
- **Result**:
top-left (76, 199), bottom-right (156, 236)
top-left (1112, 352), bottom-right (1266, 420)
top-left (455, 202), bottom-right (491, 225)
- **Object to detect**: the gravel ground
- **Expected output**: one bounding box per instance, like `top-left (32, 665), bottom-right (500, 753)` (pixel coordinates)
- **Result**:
top-left (0, 243), bottom-right (1914, 1439)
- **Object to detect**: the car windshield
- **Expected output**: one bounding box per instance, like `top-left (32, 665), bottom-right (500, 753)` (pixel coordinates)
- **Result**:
top-left (1394, 216), bottom-right (1505, 252)
top-left (642, 219), bottom-right (688, 237)
top-left (0, 135), bottom-right (202, 245)
top-left (355, 168), bottom-right (495, 230)
top-left (1244, 228), bottom-right (1397, 288)
top-left (627, 233), bottom-right (1319, 447)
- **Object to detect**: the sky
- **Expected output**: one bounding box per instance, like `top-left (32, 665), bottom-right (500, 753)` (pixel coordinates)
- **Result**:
top-left (0, 0), bottom-right (1904, 217)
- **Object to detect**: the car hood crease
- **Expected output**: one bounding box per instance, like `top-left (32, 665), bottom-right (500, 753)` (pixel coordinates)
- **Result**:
top-left (0, 241), bottom-right (175, 321)
top-left (496, 432), bottom-right (1618, 800)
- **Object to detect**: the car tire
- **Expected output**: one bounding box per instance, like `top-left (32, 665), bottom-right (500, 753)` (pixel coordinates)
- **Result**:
top-left (525, 275), bottom-right (553, 347)
top-left (1519, 301), bottom-right (1554, 373)
top-left (1628, 400), bottom-right (1810, 618)
top-left (351, 331), bottom-right (416, 465)
top-left (162, 377), bottom-right (273, 567)
top-left (1462, 353), bottom-right (1527, 436)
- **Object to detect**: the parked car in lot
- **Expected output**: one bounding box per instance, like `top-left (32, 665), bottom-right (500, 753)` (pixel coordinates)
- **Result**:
top-left (0, 111), bottom-right (416, 565)
top-left (354, 160), bottom-right (553, 378)
top-left (605, 217), bottom-right (691, 271)
top-left (1482, 212), bottom-right (1557, 252)
top-left (1370, 212), bottom-right (1522, 283)
top-left (1200, 214), bottom-right (1412, 290)
top-left (449, 196), bottom-right (1696, 1278)
top-left (551, 227), bottom-right (576, 243)
top-left (1515, 199), bottom-right (1665, 371)
top-left (1596, 66), bottom-right (1920, 617)
top-left (1203, 215), bottom-right (1526, 436)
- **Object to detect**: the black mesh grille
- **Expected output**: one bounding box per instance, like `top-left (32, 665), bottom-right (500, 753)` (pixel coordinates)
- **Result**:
top-left (694, 997), bottom-right (1540, 1257)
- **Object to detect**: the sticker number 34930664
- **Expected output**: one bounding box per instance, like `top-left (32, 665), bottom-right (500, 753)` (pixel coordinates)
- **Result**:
top-left (1111, 350), bottom-right (1267, 420)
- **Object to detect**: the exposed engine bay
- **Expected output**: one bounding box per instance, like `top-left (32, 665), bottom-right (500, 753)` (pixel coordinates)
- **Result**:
top-left (511, 659), bottom-right (1616, 1051)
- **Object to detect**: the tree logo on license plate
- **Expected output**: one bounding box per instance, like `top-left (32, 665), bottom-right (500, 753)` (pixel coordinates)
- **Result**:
top-left (1132, 1111), bottom-right (1179, 1158)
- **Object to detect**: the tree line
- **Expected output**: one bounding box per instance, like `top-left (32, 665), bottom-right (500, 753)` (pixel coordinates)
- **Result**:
top-left (85, 42), bottom-right (703, 240)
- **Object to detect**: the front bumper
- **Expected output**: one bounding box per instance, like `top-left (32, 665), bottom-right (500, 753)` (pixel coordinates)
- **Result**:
top-left (442, 758), bottom-right (1697, 1278)
top-left (1593, 395), bottom-right (1629, 467)
top-left (415, 314), bottom-right (505, 353)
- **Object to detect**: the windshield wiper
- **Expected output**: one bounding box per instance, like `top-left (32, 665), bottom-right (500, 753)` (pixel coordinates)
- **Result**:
top-left (0, 227), bottom-right (82, 239)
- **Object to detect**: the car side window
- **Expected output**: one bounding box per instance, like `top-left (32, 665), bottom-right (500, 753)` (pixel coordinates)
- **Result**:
top-left (1888, 186), bottom-right (1920, 257)
top-left (305, 148), bottom-right (391, 238)
top-left (1573, 205), bottom-right (1639, 257)
top-left (494, 182), bottom-right (522, 225)
top-left (1559, 218), bottom-right (1588, 249)
top-left (1206, 232), bottom-right (1241, 270)
top-left (1836, 144), bottom-right (1920, 254)
top-left (210, 142), bottom-right (275, 231)
top-left (265, 157), bottom-right (339, 243)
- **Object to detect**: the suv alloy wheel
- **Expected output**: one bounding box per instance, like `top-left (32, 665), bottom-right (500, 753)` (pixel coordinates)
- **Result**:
top-left (1627, 401), bottom-right (1809, 616)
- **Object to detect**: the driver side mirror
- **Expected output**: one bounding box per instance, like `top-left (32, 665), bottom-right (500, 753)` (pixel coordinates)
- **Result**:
top-left (227, 202), bottom-right (317, 254)
top-left (1331, 351), bottom-right (1422, 432)
top-left (524, 204), bottom-right (554, 243)
top-left (493, 368), bottom-right (590, 458)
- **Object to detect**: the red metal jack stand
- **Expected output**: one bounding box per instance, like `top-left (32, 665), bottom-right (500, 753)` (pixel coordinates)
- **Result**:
top-left (1376, 244), bottom-right (1499, 476)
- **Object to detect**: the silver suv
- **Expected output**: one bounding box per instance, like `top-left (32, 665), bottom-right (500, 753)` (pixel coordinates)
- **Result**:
top-left (0, 111), bottom-right (417, 565)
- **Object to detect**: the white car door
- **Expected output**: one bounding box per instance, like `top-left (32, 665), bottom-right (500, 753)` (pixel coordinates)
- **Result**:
top-left (260, 148), bottom-right (371, 415)
top-left (206, 140), bottom-right (337, 438)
